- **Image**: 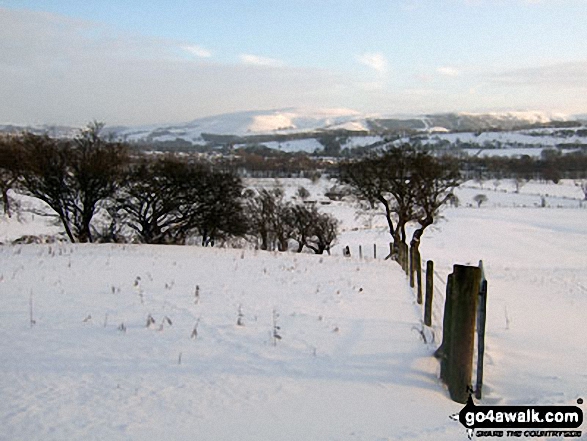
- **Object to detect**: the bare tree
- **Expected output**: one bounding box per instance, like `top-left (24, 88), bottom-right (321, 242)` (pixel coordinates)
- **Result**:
top-left (16, 133), bottom-right (77, 241)
top-left (290, 204), bottom-right (315, 253)
top-left (410, 154), bottom-right (461, 251)
top-left (245, 187), bottom-right (292, 251)
top-left (289, 204), bottom-right (338, 254)
top-left (68, 122), bottom-right (129, 242)
top-left (244, 187), bottom-right (339, 254)
top-left (15, 123), bottom-right (128, 242)
top-left (305, 211), bottom-right (338, 255)
top-left (296, 186), bottom-right (310, 200)
top-left (340, 145), bottom-right (419, 249)
top-left (115, 156), bottom-right (190, 244)
top-left (340, 144), bottom-right (461, 254)
top-left (194, 167), bottom-right (248, 246)
top-left (115, 156), bottom-right (246, 245)
top-left (473, 194), bottom-right (488, 208)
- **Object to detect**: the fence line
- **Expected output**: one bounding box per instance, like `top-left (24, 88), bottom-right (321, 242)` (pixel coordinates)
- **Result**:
top-left (342, 242), bottom-right (487, 402)
top-left (342, 243), bottom-right (397, 261)
top-left (408, 250), bottom-right (487, 403)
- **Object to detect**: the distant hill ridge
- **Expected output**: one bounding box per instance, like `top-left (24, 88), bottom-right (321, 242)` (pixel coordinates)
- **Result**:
top-left (1, 108), bottom-right (583, 146)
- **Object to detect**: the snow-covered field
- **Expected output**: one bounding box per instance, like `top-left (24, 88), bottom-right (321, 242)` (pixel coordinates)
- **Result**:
top-left (1, 178), bottom-right (586, 440)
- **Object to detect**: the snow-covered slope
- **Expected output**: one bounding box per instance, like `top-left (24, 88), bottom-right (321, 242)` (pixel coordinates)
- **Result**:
top-left (119, 108), bottom-right (366, 144)
top-left (115, 110), bottom-right (587, 151)
top-left (0, 243), bottom-right (463, 441)
top-left (3, 109), bottom-right (586, 154)
top-left (0, 178), bottom-right (586, 440)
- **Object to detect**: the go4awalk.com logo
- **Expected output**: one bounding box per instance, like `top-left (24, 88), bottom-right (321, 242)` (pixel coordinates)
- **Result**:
top-left (450, 394), bottom-right (584, 439)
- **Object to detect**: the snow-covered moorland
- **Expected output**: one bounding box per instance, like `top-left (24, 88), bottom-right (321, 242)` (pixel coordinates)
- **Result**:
top-left (0, 178), bottom-right (586, 440)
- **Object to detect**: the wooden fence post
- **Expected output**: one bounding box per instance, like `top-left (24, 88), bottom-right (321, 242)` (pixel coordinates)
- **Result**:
top-left (373, 243), bottom-right (376, 259)
top-left (436, 272), bottom-right (453, 384)
top-left (399, 242), bottom-right (409, 275)
top-left (475, 260), bottom-right (488, 400)
top-left (424, 260), bottom-right (433, 326)
top-left (390, 242), bottom-right (398, 261)
top-left (409, 246), bottom-right (415, 288)
top-left (415, 250), bottom-right (422, 305)
top-left (446, 264), bottom-right (481, 404)
top-left (359, 245), bottom-right (363, 259)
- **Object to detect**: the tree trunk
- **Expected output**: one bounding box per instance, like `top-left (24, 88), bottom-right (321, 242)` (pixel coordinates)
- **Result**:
top-left (1, 188), bottom-right (10, 218)
top-left (278, 237), bottom-right (289, 252)
top-left (377, 196), bottom-right (395, 238)
top-left (410, 216), bottom-right (433, 250)
top-left (260, 230), bottom-right (269, 250)
top-left (60, 216), bottom-right (76, 243)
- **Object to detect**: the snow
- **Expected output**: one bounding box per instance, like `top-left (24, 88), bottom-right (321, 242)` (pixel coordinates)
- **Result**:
top-left (342, 135), bottom-right (384, 149)
top-left (459, 111), bottom-right (566, 125)
top-left (1, 178), bottom-right (586, 440)
top-left (248, 108), bottom-right (361, 134)
top-left (119, 108), bottom-right (365, 143)
top-left (419, 206), bottom-right (587, 407)
top-left (235, 135), bottom-right (384, 154)
top-left (428, 131), bottom-right (587, 148)
top-left (462, 148), bottom-right (547, 158)
top-left (261, 138), bottom-right (324, 154)
top-left (330, 120), bottom-right (370, 132)
top-left (0, 244), bottom-right (461, 440)
top-left (249, 113), bottom-right (297, 132)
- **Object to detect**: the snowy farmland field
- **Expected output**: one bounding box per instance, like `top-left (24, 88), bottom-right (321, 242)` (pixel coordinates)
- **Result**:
top-left (0, 178), bottom-right (586, 440)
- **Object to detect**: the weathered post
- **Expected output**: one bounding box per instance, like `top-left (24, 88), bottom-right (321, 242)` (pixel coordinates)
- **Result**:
top-left (359, 245), bottom-right (363, 259)
top-left (409, 246), bottom-right (415, 288)
top-left (475, 260), bottom-right (488, 399)
top-left (424, 260), bottom-right (434, 326)
top-left (446, 264), bottom-right (481, 404)
top-left (435, 272), bottom-right (454, 383)
top-left (398, 242), bottom-right (409, 275)
top-left (415, 250), bottom-right (423, 305)
top-left (390, 242), bottom-right (397, 261)
top-left (373, 243), bottom-right (376, 259)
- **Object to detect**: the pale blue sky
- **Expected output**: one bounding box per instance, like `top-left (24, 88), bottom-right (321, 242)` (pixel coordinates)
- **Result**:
top-left (1, 1), bottom-right (586, 125)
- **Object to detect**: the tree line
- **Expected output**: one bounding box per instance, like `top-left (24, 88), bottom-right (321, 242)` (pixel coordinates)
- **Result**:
top-left (0, 123), bottom-right (338, 253)
top-left (462, 149), bottom-right (587, 183)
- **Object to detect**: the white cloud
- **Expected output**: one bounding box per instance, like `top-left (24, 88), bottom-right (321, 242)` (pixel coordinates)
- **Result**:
top-left (437, 66), bottom-right (461, 77)
top-left (0, 8), bottom-right (348, 126)
top-left (182, 45), bottom-right (212, 58)
top-left (2, 7), bottom-right (584, 125)
top-left (356, 53), bottom-right (388, 74)
top-left (487, 61), bottom-right (587, 88)
top-left (357, 81), bottom-right (386, 92)
top-left (239, 54), bottom-right (284, 67)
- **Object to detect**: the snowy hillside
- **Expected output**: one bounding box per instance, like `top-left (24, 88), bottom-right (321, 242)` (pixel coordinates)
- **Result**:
top-left (116, 109), bottom-right (583, 145)
top-left (3, 109), bottom-right (587, 157)
top-left (0, 243), bottom-right (463, 441)
top-left (118, 108), bottom-right (365, 144)
top-left (0, 178), bottom-right (586, 440)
